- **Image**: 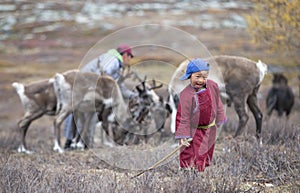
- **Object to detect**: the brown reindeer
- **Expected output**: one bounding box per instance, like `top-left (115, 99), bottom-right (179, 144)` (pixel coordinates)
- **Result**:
top-left (12, 79), bottom-right (58, 154)
top-left (12, 68), bottom-right (165, 153)
top-left (51, 70), bottom-right (128, 153)
top-left (168, 55), bottom-right (268, 142)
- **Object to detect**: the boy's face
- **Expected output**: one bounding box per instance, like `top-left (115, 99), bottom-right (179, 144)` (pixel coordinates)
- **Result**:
top-left (190, 70), bottom-right (209, 89)
top-left (122, 53), bottom-right (132, 66)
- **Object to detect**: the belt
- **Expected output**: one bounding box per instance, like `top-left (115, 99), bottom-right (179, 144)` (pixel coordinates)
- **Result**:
top-left (197, 119), bottom-right (216, 129)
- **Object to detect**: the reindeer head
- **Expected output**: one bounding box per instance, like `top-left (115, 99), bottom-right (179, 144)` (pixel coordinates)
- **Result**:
top-left (272, 73), bottom-right (288, 88)
top-left (135, 76), bottom-right (163, 105)
top-left (128, 76), bottom-right (163, 124)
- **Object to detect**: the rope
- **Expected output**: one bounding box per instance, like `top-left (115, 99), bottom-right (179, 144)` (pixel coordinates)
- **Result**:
top-left (131, 138), bottom-right (192, 178)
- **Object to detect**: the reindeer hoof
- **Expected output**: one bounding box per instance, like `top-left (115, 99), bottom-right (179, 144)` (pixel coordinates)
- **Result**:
top-left (53, 145), bottom-right (64, 153)
top-left (76, 141), bottom-right (85, 150)
top-left (53, 147), bottom-right (64, 153)
top-left (53, 140), bottom-right (64, 153)
top-left (70, 143), bottom-right (76, 149)
top-left (103, 140), bottom-right (115, 148)
top-left (259, 138), bottom-right (263, 147)
top-left (17, 145), bottom-right (34, 154)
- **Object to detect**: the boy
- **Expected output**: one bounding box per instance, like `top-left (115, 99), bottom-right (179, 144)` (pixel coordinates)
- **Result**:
top-left (175, 58), bottom-right (226, 172)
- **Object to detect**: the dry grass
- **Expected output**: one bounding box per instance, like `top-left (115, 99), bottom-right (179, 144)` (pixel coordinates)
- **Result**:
top-left (1, 52), bottom-right (299, 192)
top-left (0, 104), bottom-right (299, 192)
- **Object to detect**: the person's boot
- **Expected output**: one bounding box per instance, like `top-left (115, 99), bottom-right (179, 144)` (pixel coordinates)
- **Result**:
top-left (64, 139), bottom-right (72, 150)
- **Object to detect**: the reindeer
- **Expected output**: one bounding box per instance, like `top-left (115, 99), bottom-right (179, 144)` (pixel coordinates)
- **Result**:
top-left (12, 79), bottom-right (58, 154)
top-left (53, 70), bottom-right (167, 152)
top-left (12, 70), bottom-right (108, 153)
top-left (266, 73), bottom-right (294, 118)
top-left (75, 68), bottom-right (166, 147)
top-left (12, 67), bottom-right (165, 153)
top-left (98, 76), bottom-right (167, 145)
top-left (51, 70), bottom-right (129, 153)
top-left (126, 78), bottom-right (166, 144)
top-left (168, 55), bottom-right (268, 142)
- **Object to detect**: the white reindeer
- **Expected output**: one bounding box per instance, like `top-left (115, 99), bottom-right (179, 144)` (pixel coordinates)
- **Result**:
top-left (51, 70), bottom-right (130, 153)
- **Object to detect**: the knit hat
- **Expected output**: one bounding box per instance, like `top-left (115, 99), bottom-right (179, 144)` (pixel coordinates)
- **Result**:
top-left (180, 58), bottom-right (210, 80)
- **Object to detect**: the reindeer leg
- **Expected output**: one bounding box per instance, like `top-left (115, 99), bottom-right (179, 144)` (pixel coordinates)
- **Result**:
top-left (106, 122), bottom-right (116, 147)
top-left (69, 114), bottom-right (77, 147)
top-left (18, 119), bottom-right (32, 154)
top-left (101, 120), bottom-right (116, 147)
top-left (100, 121), bottom-right (110, 147)
top-left (94, 121), bottom-right (103, 146)
top-left (18, 111), bottom-right (44, 154)
top-left (85, 113), bottom-right (98, 149)
top-left (77, 112), bottom-right (94, 150)
top-left (62, 113), bottom-right (76, 150)
top-left (72, 111), bottom-right (83, 147)
top-left (247, 93), bottom-right (263, 145)
top-left (232, 96), bottom-right (249, 138)
top-left (53, 110), bottom-right (69, 153)
top-left (98, 108), bottom-right (115, 147)
top-left (72, 111), bottom-right (85, 149)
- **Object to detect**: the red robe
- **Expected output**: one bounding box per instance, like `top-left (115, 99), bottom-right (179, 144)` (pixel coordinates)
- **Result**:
top-left (175, 79), bottom-right (226, 171)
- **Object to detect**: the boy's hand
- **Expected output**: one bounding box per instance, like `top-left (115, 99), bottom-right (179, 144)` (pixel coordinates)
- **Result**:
top-left (181, 138), bottom-right (192, 147)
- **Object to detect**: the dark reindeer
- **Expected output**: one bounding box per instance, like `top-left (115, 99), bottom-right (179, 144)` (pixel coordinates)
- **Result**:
top-left (266, 73), bottom-right (294, 118)
top-left (128, 78), bottom-right (166, 144)
top-left (98, 76), bottom-right (167, 145)
top-left (168, 55), bottom-right (268, 142)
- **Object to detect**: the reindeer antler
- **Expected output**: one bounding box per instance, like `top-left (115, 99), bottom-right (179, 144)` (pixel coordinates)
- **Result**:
top-left (135, 81), bottom-right (146, 93)
top-left (136, 76), bottom-right (163, 93)
top-left (149, 79), bottom-right (163, 90)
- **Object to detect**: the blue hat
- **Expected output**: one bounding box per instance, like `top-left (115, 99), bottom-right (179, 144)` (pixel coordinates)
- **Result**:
top-left (180, 58), bottom-right (210, 80)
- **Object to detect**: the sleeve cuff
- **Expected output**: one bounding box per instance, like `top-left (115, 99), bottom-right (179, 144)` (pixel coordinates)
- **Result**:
top-left (175, 136), bottom-right (191, 139)
top-left (217, 117), bottom-right (227, 126)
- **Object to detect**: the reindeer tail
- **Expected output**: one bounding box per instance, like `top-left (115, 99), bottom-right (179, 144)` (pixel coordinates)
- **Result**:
top-left (256, 60), bottom-right (268, 85)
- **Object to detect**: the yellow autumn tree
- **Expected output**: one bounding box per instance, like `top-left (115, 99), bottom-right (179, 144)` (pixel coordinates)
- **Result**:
top-left (246, 0), bottom-right (300, 52)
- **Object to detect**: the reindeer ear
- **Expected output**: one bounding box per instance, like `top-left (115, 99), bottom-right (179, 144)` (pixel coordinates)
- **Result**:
top-left (165, 103), bottom-right (172, 114)
top-left (136, 85), bottom-right (143, 93)
top-left (142, 81), bottom-right (146, 89)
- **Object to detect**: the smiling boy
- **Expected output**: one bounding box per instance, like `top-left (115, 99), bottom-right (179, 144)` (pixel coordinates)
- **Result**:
top-left (175, 58), bottom-right (226, 172)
